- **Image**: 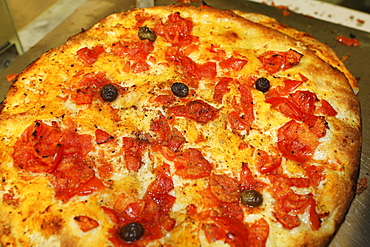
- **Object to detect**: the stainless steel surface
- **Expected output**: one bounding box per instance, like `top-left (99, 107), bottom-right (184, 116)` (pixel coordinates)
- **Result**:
top-left (0, 0), bottom-right (369, 246)
top-left (0, 0), bottom-right (23, 72)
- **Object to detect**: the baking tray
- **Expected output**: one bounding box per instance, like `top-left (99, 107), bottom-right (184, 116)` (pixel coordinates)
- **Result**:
top-left (0, 0), bottom-right (369, 246)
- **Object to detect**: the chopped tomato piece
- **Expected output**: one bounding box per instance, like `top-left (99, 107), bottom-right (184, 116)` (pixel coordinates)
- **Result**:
top-left (168, 100), bottom-right (218, 124)
top-left (71, 87), bottom-right (94, 105)
top-left (277, 120), bottom-right (319, 163)
top-left (213, 77), bottom-right (232, 103)
top-left (147, 164), bottom-right (174, 195)
top-left (174, 148), bottom-right (213, 179)
top-left (259, 49), bottom-right (303, 74)
top-left (266, 97), bottom-right (304, 121)
top-left (209, 173), bottom-right (240, 203)
top-left (111, 40), bottom-right (154, 62)
top-left (247, 218), bottom-right (269, 247)
top-left (95, 129), bottom-right (114, 144)
top-left (154, 94), bottom-right (176, 105)
top-left (122, 137), bottom-right (149, 171)
top-left (303, 115), bottom-right (327, 138)
top-left (238, 82), bottom-right (255, 125)
top-left (202, 223), bottom-right (225, 243)
top-left (150, 114), bottom-right (186, 152)
top-left (219, 57), bottom-right (248, 71)
top-left (290, 90), bottom-right (317, 116)
top-left (74, 176), bottom-right (106, 196)
top-left (154, 12), bottom-right (195, 45)
top-left (197, 61), bottom-right (217, 79)
top-left (305, 165), bottom-right (325, 187)
top-left (78, 72), bottom-right (110, 89)
top-left (131, 61), bottom-right (150, 73)
top-left (212, 216), bottom-right (249, 247)
top-left (318, 99), bottom-right (337, 116)
top-left (12, 121), bottom-right (62, 173)
top-left (240, 163), bottom-right (266, 191)
top-left (307, 195), bottom-right (321, 230)
top-left (274, 211), bottom-right (301, 229)
top-left (255, 149), bottom-right (281, 174)
top-left (108, 163), bottom-right (176, 243)
top-left (74, 215), bottom-right (99, 232)
top-left (228, 110), bottom-right (250, 130)
top-left (336, 35), bottom-right (360, 47)
top-left (77, 45), bottom-right (105, 65)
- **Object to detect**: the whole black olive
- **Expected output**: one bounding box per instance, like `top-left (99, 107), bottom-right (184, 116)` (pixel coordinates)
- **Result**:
top-left (119, 222), bottom-right (145, 242)
top-left (240, 189), bottom-right (263, 207)
top-left (100, 84), bottom-right (118, 102)
top-left (255, 77), bottom-right (270, 93)
top-left (138, 26), bottom-right (157, 42)
top-left (171, 82), bottom-right (189, 97)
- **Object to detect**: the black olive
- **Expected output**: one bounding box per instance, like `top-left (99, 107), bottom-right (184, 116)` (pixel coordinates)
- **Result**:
top-left (119, 222), bottom-right (145, 243)
top-left (171, 82), bottom-right (189, 97)
top-left (240, 189), bottom-right (263, 207)
top-left (138, 26), bottom-right (157, 42)
top-left (255, 77), bottom-right (270, 93)
top-left (100, 84), bottom-right (118, 102)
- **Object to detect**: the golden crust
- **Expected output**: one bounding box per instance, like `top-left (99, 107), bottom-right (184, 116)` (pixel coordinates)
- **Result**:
top-left (232, 10), bottom-right (359, 94)
top-left (0, 5), bottom-right (361, 247)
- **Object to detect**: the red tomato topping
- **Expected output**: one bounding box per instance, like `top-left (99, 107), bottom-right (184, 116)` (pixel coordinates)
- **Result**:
top-left (122, 137), bottom-right (149, 171)
top-left (13, 120), bottom-right (106, 202)
top-left (71, 72), bottom-right (111, 105)
top-left (269, 175), bottom-right (323, 230)
top-left (202, 223), bottom-right (225, 243)
top-left (239, 83), bottom-right (255, 125)
top-left (111, 40), bottom-right (154, 62)
top-left (303, 115), bottom-right (327, 138)
top-left (95, 129), bottom-right (114, 144)
top-left (173, 56), bottom-right (217, 87)
top-left (12, 121), bottom-right (62, 173)
top-left (74, 176), bottom-right (106, 197)
top-left (274, 211), bottom-right (301, 230)
top-left (155, 12), bottom-right (195, 45)
top-left (74, 215), bottom-right (100, 232)
top-left (247, 218), bottom-right (270, 247)
top-left (77, 45), bottom-right (105, 65)
top-left (219, 57), bottom-right (248, 71)
top-left (154, 94), bottom-right (176, 105)
top-left (71, 87), bottom-right (94, 105)
top-left (290, 90), bottom-right (317, 116)
top-left (228, 110), bottom-right (250, 130)
top-left (213, 77), bottom-right (232, 103)
top-left (147, 164), bottom-right (174, 195)
top-left (266, 97), bottom-right (304, 121)
top-left (150, 114), bottom-right (186, 152)
top-left (277, 120), bottom-right (319, 163)
top-left (197, 61), bottom-right (217, 79)
top-left (255, 150), bottom-right (281, 174)
top-left (336, 35), bottom-right (360, 47)
top-left (174, 148), bottom-right (213, 179)
top-left (240, 163), bottom-right (267, 191)
top-left (318, 99), bottom-right (337, 116)
top-left (168, 100), bottom-right (218, 124)
top-left (3, 192), bottom-right (19, 207)
top-left (131, 61), bottom-right (150, 73)
top-left (305, 165), bottom-right (325, 187)
top-left (78, 72), bottom-right (110, 88)
top-left (211, 216), bottom-right (249, 247)
top-left (259, 49), bottom-right (303, 74)
top-left (209, 173), bottom-right (240, 203)
top-left (109, 163), bottom-right (176, 244)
